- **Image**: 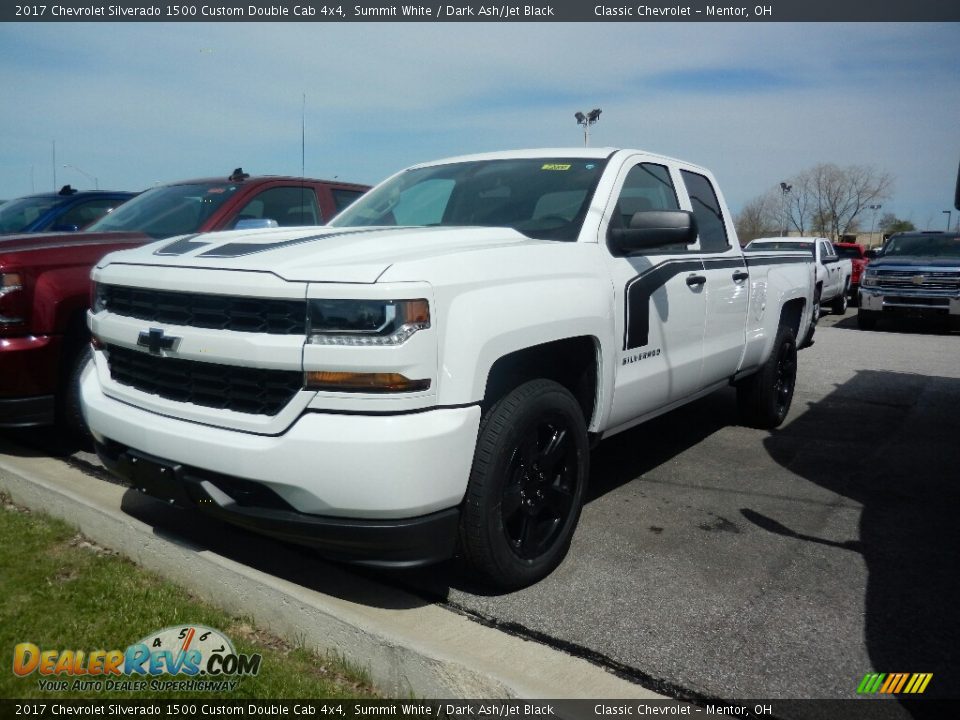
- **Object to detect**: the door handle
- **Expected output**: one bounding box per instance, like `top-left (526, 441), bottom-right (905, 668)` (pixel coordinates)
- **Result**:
top-left (732, 270), bottom-right (749, 282)
top-left (686, 274), bottom-right (707, 287)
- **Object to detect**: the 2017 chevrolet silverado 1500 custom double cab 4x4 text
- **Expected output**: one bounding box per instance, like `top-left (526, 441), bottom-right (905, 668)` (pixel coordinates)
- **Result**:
top-left (0, 168), bottom-right (368, 433)
top-left (82, 149), bottom-right (815, 588)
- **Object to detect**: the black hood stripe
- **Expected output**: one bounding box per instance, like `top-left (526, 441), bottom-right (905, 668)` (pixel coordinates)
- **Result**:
top-left (154, 235), bottom-right (206, 256)
top-left (197, 227), bottom-right (399, 259)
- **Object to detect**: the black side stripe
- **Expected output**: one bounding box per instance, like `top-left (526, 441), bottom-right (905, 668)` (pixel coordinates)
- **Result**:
top-left (624, 258), bottom-right (702, 350)
top-left (744, 254), bottom-right (814, 267)
top-left (623, 255), bottom-right (748, 351)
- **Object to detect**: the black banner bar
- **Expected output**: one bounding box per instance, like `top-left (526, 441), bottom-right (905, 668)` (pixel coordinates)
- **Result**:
top-left (1, 699), bottom-right (956, 720)
top-left (2, 1), bottom-right (959, 23)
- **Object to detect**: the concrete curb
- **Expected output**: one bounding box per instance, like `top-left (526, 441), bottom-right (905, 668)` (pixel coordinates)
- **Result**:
top-left (0, 446), bottom-right (663, 700)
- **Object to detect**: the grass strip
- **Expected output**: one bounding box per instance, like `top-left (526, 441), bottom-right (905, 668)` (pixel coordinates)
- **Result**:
top-left (0, 492), bottom-right (378, 700)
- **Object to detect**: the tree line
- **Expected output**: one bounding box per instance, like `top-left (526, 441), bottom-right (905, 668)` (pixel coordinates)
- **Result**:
top-left (734, 163), bottom-right (914, 244)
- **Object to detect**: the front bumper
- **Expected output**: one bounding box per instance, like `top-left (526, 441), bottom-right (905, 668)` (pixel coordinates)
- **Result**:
top-left (0, 335), bottom-right (62, 427)
top-left (81, 363), bottom-right (481, 565)
top-left (859, 288), bottom-right (960, 318)
top-left (95, 440), bottom-right (460, 567)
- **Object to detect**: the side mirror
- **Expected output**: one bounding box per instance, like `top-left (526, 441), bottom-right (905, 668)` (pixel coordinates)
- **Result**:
top-left (864, 249), bottom-right (879, 260)
top-left (233, 218), bottom-right (280, 231)
top-left (608, 210), bottom-right (698, 254)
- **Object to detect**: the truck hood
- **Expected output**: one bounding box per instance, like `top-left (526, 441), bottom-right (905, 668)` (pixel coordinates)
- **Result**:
top-left (0, 230), bottom-right (149, 255)
top-left (869, 256), bottom-right (960, 270)
top-left (99, 225), bottom-right (540, 284)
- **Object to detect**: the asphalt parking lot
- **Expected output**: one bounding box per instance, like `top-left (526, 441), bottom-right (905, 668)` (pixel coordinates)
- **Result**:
top-left (4, 309), bottom-right (958, 712)
top-left (427, 311), bottom-right (960, 705)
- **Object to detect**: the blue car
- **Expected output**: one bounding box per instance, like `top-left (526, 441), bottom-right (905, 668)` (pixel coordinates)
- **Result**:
top-left (0, 185), bottom-right (136, 234)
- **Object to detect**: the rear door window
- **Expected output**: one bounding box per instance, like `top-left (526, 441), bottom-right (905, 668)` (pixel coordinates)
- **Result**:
top-left (680, 170), bottom-right (729, 253)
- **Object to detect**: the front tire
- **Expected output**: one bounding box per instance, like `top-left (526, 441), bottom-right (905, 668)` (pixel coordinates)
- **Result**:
top-left (458, 379), bottom-right (589, 590)
top-left (737, 325), bottom-right (798, 429)
top-left (57, 345), bottom-right (94, 445)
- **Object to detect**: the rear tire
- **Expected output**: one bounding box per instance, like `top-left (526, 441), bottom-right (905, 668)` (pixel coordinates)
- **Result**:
top-left (737, 325), bottom-right (798, 429)
top-left (830, 286), bottom-right (848, 314)
top-left (458, 379), bottom-right (589, 590)
top-left (800, 287), bottom-right (820, 348)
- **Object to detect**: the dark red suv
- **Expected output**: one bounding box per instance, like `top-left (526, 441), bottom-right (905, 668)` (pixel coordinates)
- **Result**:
top-left (0, 168), bottom-right (368, 434)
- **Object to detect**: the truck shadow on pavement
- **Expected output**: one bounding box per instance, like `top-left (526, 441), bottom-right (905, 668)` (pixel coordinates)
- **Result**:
top-left (744, 369), bottom-right (960, 705)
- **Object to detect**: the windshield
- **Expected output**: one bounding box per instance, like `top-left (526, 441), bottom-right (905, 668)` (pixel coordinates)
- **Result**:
top-left (330, 157), bottom-right (609, 241)
top-left (747, 241), bottom-right (815, 256)
top-left (834, 245), bottom-right (863, 259)
top-left (86, 183), bottom-right (240, 239)
top-left (0, 196), bottom-right (58, 233)
top-left (882, 235), bottom-right (960, 259)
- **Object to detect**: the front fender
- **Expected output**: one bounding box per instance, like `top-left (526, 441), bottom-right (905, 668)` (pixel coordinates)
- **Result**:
top-left (433, 274), bottom-right (614, 413)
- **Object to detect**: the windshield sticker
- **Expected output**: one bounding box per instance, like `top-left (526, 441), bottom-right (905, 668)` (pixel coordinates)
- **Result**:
top-left (541, 164), bottom-right (572, 171)
top-left (206, 187), bottom-right (228, 194)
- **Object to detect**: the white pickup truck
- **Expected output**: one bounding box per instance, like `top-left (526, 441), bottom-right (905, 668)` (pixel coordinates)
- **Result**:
top-left (82, 148), bottom-right (815, 588)
top-left (745, 236), bottom-right (853, 316)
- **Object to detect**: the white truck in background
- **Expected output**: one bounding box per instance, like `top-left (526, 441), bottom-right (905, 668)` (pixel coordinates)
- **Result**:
top-left (82, 148), bottom-right (816, 589)
top-left (746, 236), bottom-right (853, 316)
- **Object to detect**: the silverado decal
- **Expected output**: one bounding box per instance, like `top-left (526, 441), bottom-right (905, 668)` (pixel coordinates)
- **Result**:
top-left (623, 256), bottom-right (745, 350)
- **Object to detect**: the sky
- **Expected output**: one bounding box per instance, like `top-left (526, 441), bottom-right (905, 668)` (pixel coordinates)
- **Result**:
top-left (2, 21), bottom-right (959, 230)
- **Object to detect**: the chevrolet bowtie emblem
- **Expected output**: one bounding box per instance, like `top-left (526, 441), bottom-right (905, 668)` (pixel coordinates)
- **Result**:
top-left (911, 275), bottom-right (925, 285)
top-left (137, 328), bottom-right (181, 355)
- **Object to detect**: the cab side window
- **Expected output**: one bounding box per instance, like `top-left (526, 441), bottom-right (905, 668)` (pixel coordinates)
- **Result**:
top-left (680, 170), bottom-right (730, 253)
top-left (611, 162), bottom-right (683, 253)
top-left (236, 186), bottom-right (322, 227)
top-left (54, 198), bottom-right (126, 230)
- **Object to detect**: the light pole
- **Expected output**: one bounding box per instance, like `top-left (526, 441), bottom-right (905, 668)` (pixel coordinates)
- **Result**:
top-left (869, 204), bottom-right (882, 246)
top-left (943, 210), bottom-right (952, 232)
top-left (62, 163), bottom-right (98, 189)
top-left (779, 182), bottom-right (792, 235)
top-left (574, 108), bottom-right (601, 147)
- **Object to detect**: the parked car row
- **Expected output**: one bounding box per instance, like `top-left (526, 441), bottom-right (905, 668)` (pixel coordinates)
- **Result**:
top-left (0, 168), bottom-right (370, 435)
top-left (18, 150), bottom-right (955, 588)
top-left (76, 148), bottom-right (817, 588)
top-left (744, 236), bottom-right (853, 317)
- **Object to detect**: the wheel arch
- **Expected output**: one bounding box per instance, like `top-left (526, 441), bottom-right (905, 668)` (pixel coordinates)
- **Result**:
top-left (481, 336), bottom-right (601, 429)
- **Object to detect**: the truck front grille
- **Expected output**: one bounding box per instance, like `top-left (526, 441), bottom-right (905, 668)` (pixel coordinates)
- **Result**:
top-left (101, 285), bottom-right (306, 334)
top-left (875, 270), bottom-right (960, 292)
top-left (105, 345), bottom-right (302, 416)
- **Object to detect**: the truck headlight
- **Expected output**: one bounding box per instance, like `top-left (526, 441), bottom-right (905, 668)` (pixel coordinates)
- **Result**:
top-left (307, 298), bottom-right (430, 346)
top-left (861, 270), bottom-right (878, 287)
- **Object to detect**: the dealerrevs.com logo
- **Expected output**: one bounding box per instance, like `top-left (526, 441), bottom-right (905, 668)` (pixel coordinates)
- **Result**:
top-left (13, 625), bottom-right (261, 692)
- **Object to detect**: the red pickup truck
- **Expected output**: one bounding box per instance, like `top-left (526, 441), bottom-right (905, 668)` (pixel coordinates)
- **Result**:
top-left (833, 241), bottom-right (871, 299)
top-left (0, 168), bottom-right (368, 435)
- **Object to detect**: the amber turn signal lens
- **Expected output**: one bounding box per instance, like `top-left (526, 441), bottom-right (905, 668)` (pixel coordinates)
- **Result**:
top-left (305, 371), bottom-right (431, 393)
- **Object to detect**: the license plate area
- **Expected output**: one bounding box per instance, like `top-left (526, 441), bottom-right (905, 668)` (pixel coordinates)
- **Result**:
top-left (126, 451), bottom-right (190, 506)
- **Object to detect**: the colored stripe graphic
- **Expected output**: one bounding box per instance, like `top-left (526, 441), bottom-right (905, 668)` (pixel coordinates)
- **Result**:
top-left (857, 672), bottom-right (932, 694)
